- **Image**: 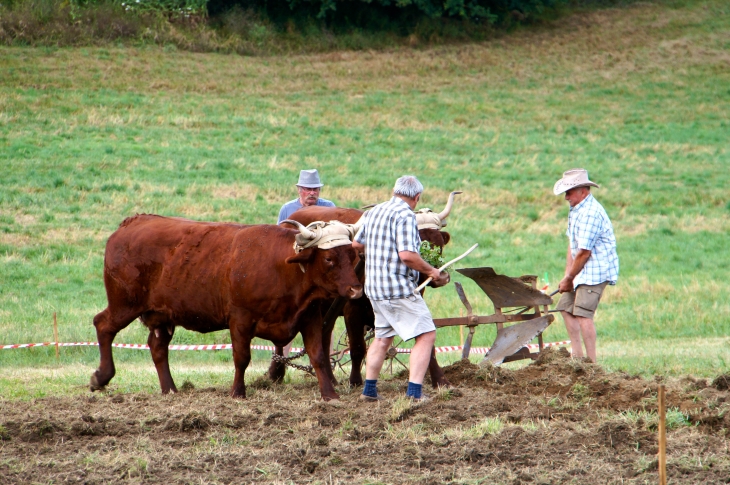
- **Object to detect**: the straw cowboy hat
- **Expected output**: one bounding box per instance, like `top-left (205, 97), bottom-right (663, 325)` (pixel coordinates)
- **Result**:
top-left (553, 168), bottom-right (600, 195)
top-left (296, 169), bottom-right (324, 188)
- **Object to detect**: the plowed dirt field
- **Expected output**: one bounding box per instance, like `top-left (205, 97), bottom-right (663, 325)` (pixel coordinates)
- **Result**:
top-left (2, 348), bottom-right (729, 484)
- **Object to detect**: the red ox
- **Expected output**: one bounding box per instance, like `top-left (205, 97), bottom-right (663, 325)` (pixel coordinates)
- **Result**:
top-left (90, 214), bottom-right (362, 401)
top-left (274, 192), bottom-right (460, 389)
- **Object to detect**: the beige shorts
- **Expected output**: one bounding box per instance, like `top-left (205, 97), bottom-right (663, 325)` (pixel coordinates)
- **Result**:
top-left (370, 294), bottom-right (436, 341)
top-left (556, 282), bottom-right (609, 319)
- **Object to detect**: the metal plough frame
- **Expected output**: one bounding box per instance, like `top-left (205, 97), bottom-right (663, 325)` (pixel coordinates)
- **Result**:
top-left (433, 267), bottom-right (556, 365)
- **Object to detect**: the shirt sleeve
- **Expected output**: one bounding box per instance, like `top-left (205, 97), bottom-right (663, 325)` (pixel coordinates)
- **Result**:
top-left (575, 211), bottom-right (603, 251)
top-left (394, 212), bottom-right (420, 253)
top-left (353, 211), bottom-right (369, 245)
top-left (277, 205), bottom-right (288, 224)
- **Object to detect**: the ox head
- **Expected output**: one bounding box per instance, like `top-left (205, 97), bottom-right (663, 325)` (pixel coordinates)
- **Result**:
top-left (415, 191), bottom-right (461, 251)
top-left (282, 220), bottom-right (363, 300)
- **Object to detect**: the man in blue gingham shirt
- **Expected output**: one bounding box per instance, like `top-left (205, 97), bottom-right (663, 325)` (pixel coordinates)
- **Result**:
top-left (353, 175), bottom-right (448, 402)
top-left (553, 168), bottom-right (619, 363)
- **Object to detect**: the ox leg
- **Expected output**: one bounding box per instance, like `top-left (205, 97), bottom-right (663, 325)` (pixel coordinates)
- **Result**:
top-left (301, 322), bottom-right (339, 401)
top-left (229, 314), bottom-right (254, 399)
top-left (322, 325), bottom-right (338, 387)
top-left (428, 347), bottom-right (452, 388)
top-left (342, 299), bottom-right (374, 387)
top-left (90, 307), bottom-right (137, 391)
top-left (267, 345), bottom-right (287, 383)
top-left (147, 325), bottom-right (178, 394)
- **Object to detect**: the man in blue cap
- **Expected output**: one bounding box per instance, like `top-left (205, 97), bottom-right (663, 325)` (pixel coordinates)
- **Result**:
top-left (277, 169), bottom-right (336, 224)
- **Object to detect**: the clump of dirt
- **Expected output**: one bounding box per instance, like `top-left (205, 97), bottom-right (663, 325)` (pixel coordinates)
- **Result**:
top-left (713, 374), bottom-right (730, 391)
top-left (1, 355), bottom-right (728, 484)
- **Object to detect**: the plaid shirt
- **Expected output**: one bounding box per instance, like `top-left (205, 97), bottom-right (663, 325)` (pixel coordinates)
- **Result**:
top-left (567, 194), bottom-right (619, 288)
top-left (354, 197), bottom-right (421, 300)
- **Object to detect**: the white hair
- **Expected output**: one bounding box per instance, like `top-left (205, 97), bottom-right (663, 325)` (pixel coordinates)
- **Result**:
top-left (393, 175), bottom-right (424, 199)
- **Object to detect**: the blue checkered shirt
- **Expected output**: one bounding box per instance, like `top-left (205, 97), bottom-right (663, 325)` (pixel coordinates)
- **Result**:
top-left (354, 197), bottom-right (422, 300)
top-left (567, 194), bottom-right (619, 289)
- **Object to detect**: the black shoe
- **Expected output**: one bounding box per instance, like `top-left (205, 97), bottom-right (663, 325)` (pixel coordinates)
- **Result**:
top-left (359, 393), bottom-right (384, 402)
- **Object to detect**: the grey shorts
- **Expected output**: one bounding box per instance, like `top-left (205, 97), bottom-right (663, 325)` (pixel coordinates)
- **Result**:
top-left (556, 282), bottom-right (609, 319)
top-left (370, 294), bottom-right (436, 342)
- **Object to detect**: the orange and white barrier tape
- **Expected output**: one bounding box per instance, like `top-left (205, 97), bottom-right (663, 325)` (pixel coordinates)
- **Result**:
top-left (2, 340), bottom-right (570, 353)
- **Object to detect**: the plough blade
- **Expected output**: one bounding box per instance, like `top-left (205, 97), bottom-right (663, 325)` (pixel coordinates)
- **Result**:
top-left (457, 267), bottom-right (553, 308)
top-left (481, 315), bottom-right (552, 366)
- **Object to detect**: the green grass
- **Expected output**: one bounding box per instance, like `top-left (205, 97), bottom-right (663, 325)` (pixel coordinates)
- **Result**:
top-left (1, 0), bottom-right (729, 398)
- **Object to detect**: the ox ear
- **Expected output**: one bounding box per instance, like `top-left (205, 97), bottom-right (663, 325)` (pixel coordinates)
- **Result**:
top-left (441, 231), bottom-right (451, 246)
top-left (286, 247), bottom-right (315, 266)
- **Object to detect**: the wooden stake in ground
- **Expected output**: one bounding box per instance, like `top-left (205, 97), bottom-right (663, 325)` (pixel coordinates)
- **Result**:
top-left (53, 312), bottom-right (59, 359)
top-left (658, 384), bottom-right (667, 485)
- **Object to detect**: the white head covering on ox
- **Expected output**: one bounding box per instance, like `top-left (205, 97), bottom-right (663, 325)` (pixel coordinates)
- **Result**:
top-left (415, 209), bottom-right (446, 230)
top-left (282, 220), bottom-right (357, 253)
top-left (414, 191), bottom-right (462, 230)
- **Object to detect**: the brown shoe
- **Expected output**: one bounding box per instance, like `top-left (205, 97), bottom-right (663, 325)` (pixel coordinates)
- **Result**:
top-left (359, 393), bottom-right (384, 402)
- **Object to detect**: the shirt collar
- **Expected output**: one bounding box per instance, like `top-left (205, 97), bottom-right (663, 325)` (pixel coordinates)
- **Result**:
top-left (389, 196), bottom-right (411, 210)
top-left (570, 193), bottom-right (593, 213)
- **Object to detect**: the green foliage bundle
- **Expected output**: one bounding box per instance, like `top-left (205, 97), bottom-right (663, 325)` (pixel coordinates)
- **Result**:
top-left (420, 241), bottom-right (448, 272)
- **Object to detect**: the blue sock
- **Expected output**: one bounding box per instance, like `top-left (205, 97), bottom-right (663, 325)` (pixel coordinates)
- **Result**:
top-left (363, 379), bottom-right (378, 398)
top-left (406, 382), bottom-right (422, 399)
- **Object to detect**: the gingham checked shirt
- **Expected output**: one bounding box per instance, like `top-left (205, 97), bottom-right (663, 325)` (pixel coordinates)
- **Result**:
top-left (567, 194), bottom-right (619, 289)
top-left (354, 196), bottom-right (421, 300)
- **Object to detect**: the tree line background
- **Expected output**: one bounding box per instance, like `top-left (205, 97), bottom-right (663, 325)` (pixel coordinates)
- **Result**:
top-left (0, 0), bottom-right (630, 52)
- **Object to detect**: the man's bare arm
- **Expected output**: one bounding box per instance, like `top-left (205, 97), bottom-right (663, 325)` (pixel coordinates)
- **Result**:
top-left (558, 247), bottom-right (591, 293)
top-left (399, 250), bottom-right (447, 286)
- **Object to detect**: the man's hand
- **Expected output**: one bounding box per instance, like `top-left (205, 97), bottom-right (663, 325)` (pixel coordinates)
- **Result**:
top-left (558, 275), bottom-right (574, 293)
top-left (559, 248), bottom-right (591, 293)
top-left (429, 270), bottom-right (450, 288)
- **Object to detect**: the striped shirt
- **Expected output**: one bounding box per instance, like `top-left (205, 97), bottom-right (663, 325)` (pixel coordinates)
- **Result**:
top-left (277, 198), bottom-right (335, 224)
top-left (354, 197), bottom-right (421, 300)
top-left (567, 194), bottom-right (619, 288)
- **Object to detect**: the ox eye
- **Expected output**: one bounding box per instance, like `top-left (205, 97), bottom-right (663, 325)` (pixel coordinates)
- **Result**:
top-left (324, 257), bottom-right (333, 264)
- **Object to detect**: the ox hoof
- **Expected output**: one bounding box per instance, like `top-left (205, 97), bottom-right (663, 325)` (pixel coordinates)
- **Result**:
top-left (433, 380), bottom-right (453, 389)
top-left (89, 374), bottom-right (104, 392)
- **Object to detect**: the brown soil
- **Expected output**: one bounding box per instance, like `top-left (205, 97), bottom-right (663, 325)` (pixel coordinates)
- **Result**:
top-left (1, 348), bottom-right (728, 484)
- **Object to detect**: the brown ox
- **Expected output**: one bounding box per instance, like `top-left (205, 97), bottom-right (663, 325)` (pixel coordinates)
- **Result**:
top-left (274, 192), bottom-right (460, 388)
top-left (90, 214), bottom-right (362, 401)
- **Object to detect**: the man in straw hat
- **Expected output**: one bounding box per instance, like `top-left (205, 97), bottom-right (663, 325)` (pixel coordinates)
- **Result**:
top-left (277, 169), bottom-right (336, 357)
top-left (553, 169), bottom-right (619, 362)
top-left (352, 175), bottom-right (449, 402)
top-left (277, 169), bottom-right (336, 224)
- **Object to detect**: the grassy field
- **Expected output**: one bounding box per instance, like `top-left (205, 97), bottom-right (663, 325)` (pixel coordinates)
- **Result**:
top-left (1, 0), bottom-right (729, 399)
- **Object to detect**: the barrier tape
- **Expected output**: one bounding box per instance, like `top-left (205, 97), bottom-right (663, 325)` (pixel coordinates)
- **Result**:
top-left (1, 340), bottom-right (571, 353)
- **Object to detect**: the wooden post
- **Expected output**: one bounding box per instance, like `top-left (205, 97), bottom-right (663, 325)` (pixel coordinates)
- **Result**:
top-left (53, 312), bottom-right (59, 359)
top-left (658, 384), bottom-right (667, 485)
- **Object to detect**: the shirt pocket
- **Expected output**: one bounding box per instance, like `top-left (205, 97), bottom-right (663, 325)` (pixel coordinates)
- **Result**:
top-left (575, 286), bottom-right (604, 312)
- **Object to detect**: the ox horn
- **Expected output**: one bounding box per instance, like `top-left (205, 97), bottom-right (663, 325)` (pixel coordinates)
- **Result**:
top-left (437, 191), bottom-right (462, 221)
top-left (281, 219), bottom-right (316, 240)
